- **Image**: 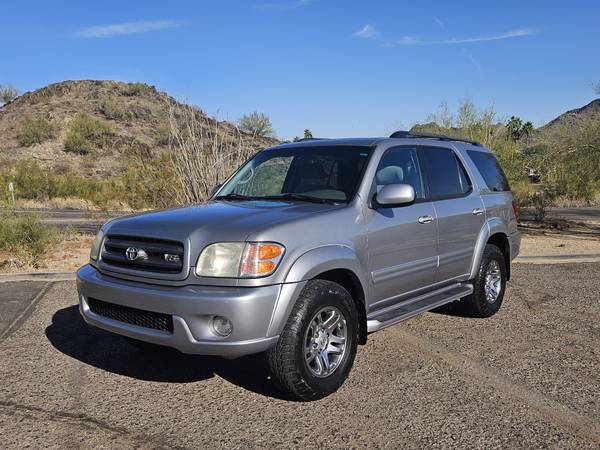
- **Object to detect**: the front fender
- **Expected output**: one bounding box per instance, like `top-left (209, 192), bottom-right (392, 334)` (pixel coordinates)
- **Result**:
top-left (468, 218), bottom-right (508, 279)
top-left (266, 245), bottom-right (367, 337)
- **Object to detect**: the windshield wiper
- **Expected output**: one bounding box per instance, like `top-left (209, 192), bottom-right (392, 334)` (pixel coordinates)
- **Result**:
top-left (215, 193), bottom-right (256, 201)
top-left (264, 193), bottom-right (341, 205)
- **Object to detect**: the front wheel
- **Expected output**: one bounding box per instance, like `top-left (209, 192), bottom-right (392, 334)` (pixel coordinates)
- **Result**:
top-left (462, 244), bottom-right (507, 318)
top-left (265, 280), bottom-right (358, 401)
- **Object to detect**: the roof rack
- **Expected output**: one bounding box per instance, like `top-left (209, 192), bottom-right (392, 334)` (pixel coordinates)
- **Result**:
top-left (389, 130), bottom-right (481, 147)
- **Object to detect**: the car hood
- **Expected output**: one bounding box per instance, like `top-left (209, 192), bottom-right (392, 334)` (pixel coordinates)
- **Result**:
top-left (105, 200), bottom-right (341, 261)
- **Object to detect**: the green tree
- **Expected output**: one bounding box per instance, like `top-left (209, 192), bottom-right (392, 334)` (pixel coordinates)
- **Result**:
top-left (238, 111), bottom-right (274, 137)
top-left (0, 84), bottom-right (18, 105)
top-left (521, 121), bottom-right (534, 138)
top-left (506, 116), bottom-right (523, 141)
top-left (303, 129), bottom-right (313, 139)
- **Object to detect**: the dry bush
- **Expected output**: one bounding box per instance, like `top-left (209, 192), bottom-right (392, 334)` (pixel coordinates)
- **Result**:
top-left (17, 116), bottom-right (58, 146)
top-left (167, 102), bottom-right (259, 204)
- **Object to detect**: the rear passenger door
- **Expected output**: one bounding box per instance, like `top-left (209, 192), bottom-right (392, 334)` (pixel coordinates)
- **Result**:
top-left (420, 146), bottom-right (485, 282)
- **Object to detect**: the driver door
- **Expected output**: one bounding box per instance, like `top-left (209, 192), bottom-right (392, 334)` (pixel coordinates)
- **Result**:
top-left (366, 146), bottom-right (438, 308)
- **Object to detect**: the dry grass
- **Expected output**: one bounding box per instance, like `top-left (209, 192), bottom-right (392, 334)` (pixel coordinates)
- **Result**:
top-left (0, 234), bottom-right (94, 273)
top-left (14, 197), bottom-right (135, 212)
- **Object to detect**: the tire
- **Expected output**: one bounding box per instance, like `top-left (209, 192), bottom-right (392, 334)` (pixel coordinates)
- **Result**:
top-left (462, 244), bottom-right (507, 318)
top-left (265, 279), bottom-right (359, 401)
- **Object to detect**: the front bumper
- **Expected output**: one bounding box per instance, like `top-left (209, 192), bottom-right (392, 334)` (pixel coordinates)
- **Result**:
top-left (76, 264), bottom-right (282, 357)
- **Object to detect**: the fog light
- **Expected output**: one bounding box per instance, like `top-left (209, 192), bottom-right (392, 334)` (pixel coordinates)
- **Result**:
top-left (211, 316), bottom-right (233, 337)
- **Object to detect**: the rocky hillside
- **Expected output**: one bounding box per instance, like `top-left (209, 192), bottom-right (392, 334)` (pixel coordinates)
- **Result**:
top-left (541, 98), bottom-right (600, 130)
top-left (0, 80), bottom-right (277, 177)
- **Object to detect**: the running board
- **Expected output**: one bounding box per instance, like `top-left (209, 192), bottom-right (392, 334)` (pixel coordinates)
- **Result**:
top-left (366, 283), bottom-right (473, 333)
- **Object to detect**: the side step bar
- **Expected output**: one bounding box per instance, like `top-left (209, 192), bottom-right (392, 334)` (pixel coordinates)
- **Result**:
top-left (366, 283), bottom-right (473, 333)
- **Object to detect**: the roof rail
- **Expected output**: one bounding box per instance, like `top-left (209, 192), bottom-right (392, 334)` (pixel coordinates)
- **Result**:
top-left (389, 130), bottom-right (481, 147)
top-left (294, 137), bottom-right (328, 142)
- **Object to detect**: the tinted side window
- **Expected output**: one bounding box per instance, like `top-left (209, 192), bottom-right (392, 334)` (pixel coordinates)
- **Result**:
top-left (467, 150), bottom-right (510, 192)
top-left (421, 147), bottom-right (472, 198)
top-left (375, 147), bottom-right (425, 199)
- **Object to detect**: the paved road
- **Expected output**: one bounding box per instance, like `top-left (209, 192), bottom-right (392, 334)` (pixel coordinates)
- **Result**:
top-left (8, 206), bottom-right (600, 235)
top-left (0, 264), bottom-right (598, 449)
top-left (546, 207), bottom-right (600, 222)
top-left (9, 208), bottom-right (126, 234)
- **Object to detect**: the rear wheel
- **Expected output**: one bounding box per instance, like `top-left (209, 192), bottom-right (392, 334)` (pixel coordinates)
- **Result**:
top-left (265, 280), bottom-right (358, 401)
top-left (462, 244), bottom-right (507, 318)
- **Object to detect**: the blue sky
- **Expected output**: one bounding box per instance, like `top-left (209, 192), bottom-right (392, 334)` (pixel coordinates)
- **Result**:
top-left (1, 0), bottom-right (599, 139)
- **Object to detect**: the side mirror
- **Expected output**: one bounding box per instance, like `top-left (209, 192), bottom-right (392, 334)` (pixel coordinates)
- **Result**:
top-left (210, 183), bottom-right (222, 197)
top-left (374, 184), bottom-right (415, 208)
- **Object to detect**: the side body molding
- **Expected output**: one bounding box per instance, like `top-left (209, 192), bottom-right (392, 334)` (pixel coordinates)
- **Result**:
top-left (468, 218), bottom-right (509, 280)
top-left (266, 245), bottom-right (368, 337)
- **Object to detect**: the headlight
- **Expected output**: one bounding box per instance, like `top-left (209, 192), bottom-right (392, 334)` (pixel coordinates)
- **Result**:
top-left (90, 230), bottom-right (105, 261)
top-left (196, 242), bottom-right (285, 278)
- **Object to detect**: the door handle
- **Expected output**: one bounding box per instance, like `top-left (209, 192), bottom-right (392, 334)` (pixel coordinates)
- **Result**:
top-left (472, 208), bottom-right (484, 215)
top-left (418, 215), bottom-right (434, 224)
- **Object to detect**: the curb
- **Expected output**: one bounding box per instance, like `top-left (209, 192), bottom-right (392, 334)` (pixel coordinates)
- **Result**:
top-left (0, 272), bottom-right (76, 283)
top-left (514, 254), bottom-right (600, 264)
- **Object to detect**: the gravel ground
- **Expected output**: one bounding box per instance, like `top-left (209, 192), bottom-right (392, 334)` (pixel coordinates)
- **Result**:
top-left (0, 264), bottom-right (598, 449)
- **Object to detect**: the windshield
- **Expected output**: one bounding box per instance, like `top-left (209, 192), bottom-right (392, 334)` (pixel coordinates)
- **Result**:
top-left (216, 146), bottom-right (372, 203)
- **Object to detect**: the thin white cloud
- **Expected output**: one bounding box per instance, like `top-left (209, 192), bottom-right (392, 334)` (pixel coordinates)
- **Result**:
top-left (257, 0), bottom-right (315, 12)
top-left (78, 20), bottom-right (182, 38)
top-left (467, 54), bottom-right (482, 71)
top-left (353, 24), bottom-right (539, 46)
top-left (432, 28), bottom-right (538, 45)
top-left (433, 16), bottom-right (445, 30)
top-left (353, 24), bottom-right (381, 39)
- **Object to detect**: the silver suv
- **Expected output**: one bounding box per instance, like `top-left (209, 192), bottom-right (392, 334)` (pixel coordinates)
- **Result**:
top-left (77, 131), bottom-right (520, 400)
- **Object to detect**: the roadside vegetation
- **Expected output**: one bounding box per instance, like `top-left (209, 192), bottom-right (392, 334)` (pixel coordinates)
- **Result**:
top-left (0, 209), bottom-right (59, 266)
top-left (413, 97), bottom-right (600, 218)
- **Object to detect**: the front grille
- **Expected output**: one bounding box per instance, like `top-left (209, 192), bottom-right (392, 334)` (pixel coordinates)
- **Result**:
top-left (87, 298), bottom-right (173, 332)
top-left (101, 235), bottom-right (184, 274)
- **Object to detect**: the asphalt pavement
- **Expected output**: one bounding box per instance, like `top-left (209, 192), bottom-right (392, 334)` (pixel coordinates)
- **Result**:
top-left (0, 264), bottom-right (598, 449)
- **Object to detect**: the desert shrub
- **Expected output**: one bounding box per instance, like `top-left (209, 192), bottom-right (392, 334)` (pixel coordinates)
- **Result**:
top-left (168, 103), bottom-right (260, 203)
top-left (526, 114), bottom-right (600, 203)
top-left (119, 145), bottom-right (180, 209)
top-left (155, 120), bottom-right (171, 146)
top-left (17, 116), bottom-right (58, 146)
top-left (99, 95), bottom-right (126, 120)
top-left (0, 84), bottom-right (18, 104)
top-left (121, 82), bottom-right (146, 96)
top-left (64, 114), bottom-right (112, 154)
top-left (238, 111), bottom-right (274, 137)
top-left (0, 209), bottom-right (59, 260)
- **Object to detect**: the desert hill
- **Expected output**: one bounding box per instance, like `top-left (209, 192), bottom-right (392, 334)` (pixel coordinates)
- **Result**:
top-left (0, 80), bottom-right (277, 177)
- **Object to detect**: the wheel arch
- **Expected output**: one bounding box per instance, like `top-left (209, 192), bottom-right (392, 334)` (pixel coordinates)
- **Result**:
top-left (266, 246), bottom-right (369, 341)
top-left (469, 219), bottom-right (511, 281)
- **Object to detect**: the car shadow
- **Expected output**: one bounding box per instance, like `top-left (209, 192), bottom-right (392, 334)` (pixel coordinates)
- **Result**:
top-left (430, 300), bottom-right (482, 318)
top-left (45, 305), bottom-right (288, 400)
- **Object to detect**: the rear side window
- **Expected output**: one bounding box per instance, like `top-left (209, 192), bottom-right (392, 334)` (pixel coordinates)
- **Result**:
top-left (421, 147), bottom-right (472, 198)
top-left (467, 150), bottom-right (510, 192)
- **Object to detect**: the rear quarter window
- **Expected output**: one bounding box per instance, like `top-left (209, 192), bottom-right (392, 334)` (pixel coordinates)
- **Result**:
top-left (467, 150), bottom-right (510, 192)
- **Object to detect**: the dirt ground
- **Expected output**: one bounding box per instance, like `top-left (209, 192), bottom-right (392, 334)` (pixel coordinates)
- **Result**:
top-left (0, 263), bottom-right (598, 449)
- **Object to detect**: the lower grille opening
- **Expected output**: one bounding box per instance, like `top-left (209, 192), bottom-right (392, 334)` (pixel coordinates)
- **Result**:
top-left (87, 298), bottom-right (173, 333)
